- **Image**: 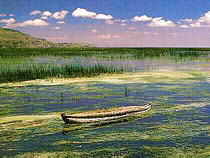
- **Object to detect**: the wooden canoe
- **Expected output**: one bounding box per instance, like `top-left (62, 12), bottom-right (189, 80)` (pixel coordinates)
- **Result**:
top-left (61, 102), bottom-right (152, 124)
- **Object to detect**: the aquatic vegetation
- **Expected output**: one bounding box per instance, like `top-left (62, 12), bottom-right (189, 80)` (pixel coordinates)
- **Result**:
top-left (0, 71), bottom-right (207, 87)
top-left (0, 48), bottom-right (210, 157)
top-left (0, 47), bottom-right (209, 58)
top-left (0, 47), bottom-right (209, 84)
top-left (13, 145), bottom-right (210, 158)
top-left (138, 146), bottom-right (210, 158)
top-left (0, 63), bottom-right (123, 83)
top-left (0, 114), bottom-right (59, 129)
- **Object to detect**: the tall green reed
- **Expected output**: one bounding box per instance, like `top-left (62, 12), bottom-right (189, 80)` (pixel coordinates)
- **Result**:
top-left (0, 63), bottom-right (123, 83)
top-left (0, 48), bottom-right (209, 58)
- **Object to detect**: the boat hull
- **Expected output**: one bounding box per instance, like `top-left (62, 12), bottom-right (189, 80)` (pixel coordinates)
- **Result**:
top-left (61, 103), bottom-right (151, 124)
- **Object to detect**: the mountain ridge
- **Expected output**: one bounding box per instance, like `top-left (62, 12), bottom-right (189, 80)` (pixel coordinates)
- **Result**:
top-left (0, 27), bottom-right (92, 48)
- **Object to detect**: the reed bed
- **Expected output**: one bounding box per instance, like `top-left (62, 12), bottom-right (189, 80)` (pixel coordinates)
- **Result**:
top-left (0, 47), bottom-right (209, 58)
top-left (0, 48), bottom-right (209, 83)
top-left (0, 64), bottom-right (123, 83)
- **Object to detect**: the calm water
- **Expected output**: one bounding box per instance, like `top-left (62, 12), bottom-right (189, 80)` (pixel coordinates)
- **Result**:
top-left (0, 53), bottom-right (210, 157)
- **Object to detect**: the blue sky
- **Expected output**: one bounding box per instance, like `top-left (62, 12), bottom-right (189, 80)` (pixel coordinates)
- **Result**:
top-left (1, 0), bottom-right (210, 47)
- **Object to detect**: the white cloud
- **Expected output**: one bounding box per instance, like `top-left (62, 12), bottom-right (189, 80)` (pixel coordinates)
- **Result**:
top-left (115, 19), bottom-right (127, 23)
top-left (41, 11), bottom-right (52, 17)
top-left (120, 23), bottom-right (126, 26)
top-left (52, 26), bottom-right (60, 30)
top-left (0, 18), bottom-right (15, 24)
top-left (198, 11), bottom-right (210, 23)
top-left (91, 29), bottom-right (97, 33)
top-left (180, 18), bottom-right (193, 23)
top-left (0, 13), bottom-right (6, 17)
top-left (94, 14), bottom-right (113, 20)
top-left (41, 16), bottom-right (48, 20)
top-left (72, 8), bottom-right (96, 18)
top-left (30, 10), bottom-right (42, 15)
top-left (131, 15), bottom-right (175, 27)
top-left (20, 19), bottom-right (48, 27)
top-left (57, 21), bottom-right (65, 24)
top-left (148, 17), bottom-right (175, 27)
top-left (190, 22), bottom-right (202, 28)
top-left (72, 8), bottom-right (113, 20)
top-left (113, 19), bottom-right (128, 26)
top-left (131, 15), bottom-right (152, 22)
top-left (179, 24), bottom-right (190, 28)
top-left (40, 11), bottom-right (52, 20)
top-left (31, 10), bottom-right (68, 20)
top-left (98, 34), bottom-right (120, 39)
top-left (9, 14), bottom-right (14, 17)
top-left (178, 11), bottom-right (210, 28)
top-left (7, 19), bottom-right (49, 28)
top-left (52, 10), bottom-right (68, 20)
top-left (105, 19), bottom-right (114, 25)
top-left (25, 19), bottom-right (48, 27)
top-left (98, 34), bottom-right (112, 39)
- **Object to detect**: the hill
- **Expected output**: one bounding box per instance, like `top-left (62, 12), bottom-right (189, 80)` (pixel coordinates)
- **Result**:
top-left (0, 27), bottom-right (91, 48)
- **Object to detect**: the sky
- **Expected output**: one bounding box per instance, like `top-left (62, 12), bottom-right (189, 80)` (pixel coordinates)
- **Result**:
top-left (1, 0), bottom-right (210, 47)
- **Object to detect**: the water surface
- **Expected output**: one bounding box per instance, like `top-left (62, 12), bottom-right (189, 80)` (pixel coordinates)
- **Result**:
top-left (0, 52), bottom-right (210, 157)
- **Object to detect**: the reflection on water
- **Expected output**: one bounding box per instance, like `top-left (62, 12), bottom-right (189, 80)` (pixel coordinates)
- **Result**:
top-left (0, 53), bottom-right (210, 157)
top-left (33, 54), bottom-right (210, 72)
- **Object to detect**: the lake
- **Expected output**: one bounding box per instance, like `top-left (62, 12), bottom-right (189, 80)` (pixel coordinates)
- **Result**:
top-left (0, 48), bottom-right (209, 157)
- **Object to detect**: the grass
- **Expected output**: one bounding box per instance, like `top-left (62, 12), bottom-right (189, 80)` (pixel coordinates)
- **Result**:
top-left (0, 47), bottom-right (210, 58)
top-left (0, 47), bottom-right (209, 83)
top-left (0, 63), bottom-right (123, 83)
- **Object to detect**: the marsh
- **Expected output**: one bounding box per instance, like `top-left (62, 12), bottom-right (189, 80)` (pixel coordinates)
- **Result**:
top-left (0, 48), bottom-right (209, 157)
